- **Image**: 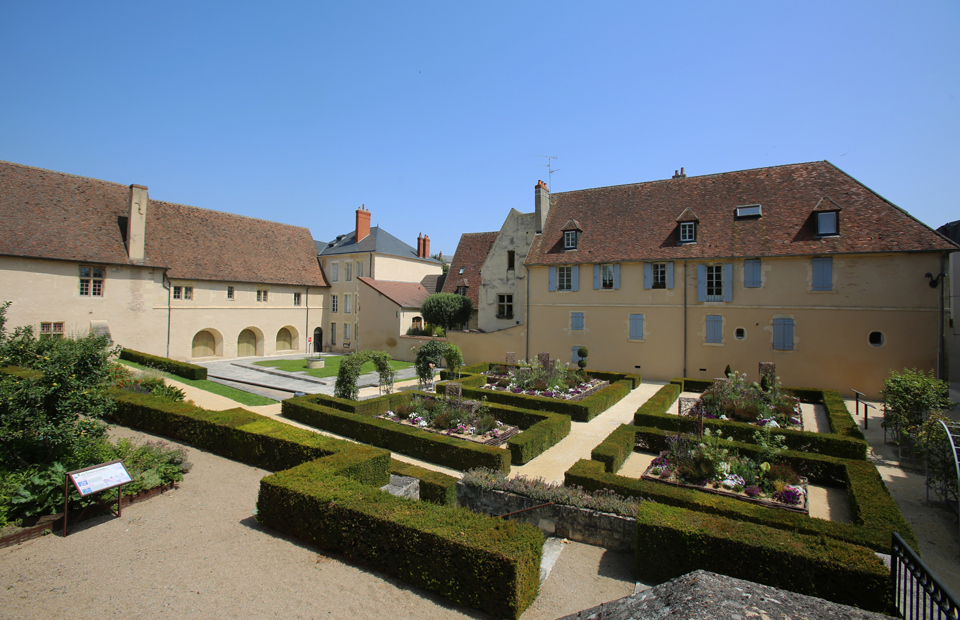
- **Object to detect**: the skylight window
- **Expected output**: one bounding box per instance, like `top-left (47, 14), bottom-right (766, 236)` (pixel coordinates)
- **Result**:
top-left (735, 204), bottom-right (762, 218)
top-left (817, 211), bottom-right (839, 236)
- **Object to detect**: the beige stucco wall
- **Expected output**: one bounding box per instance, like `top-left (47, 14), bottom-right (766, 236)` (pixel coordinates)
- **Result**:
top-left (526, 252), bottom-right (945, 398)
top-left (373, 254), bottom-right (442, 282)
top-left (447, 324), bottom-right (527, 366)
top-left (0, 256), bottom-right (168, 353)
top-left (478, 210), bottom-right (536, 333)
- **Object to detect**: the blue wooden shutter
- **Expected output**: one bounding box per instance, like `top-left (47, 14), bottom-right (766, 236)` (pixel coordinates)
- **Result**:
top-left (723, 263), bottom-right (733, 302)
top-left (549, 266), bottom-right (557, 291)
top-left (613, 264), bottom-right (620, 290)
top-left (571, 312), bottom-right (584, 330)
top-left (666, 262), bottom-right (674, 289)
top-left (593, 264), bottom-right (600, 289)
top-left (644, 263), bottom-right (652, 289)
top-left (706, 315), bottom-right (722, 343)
top-left (773, 318), bottom-right (794, 350)
top-left (572, 265), bottom-right (580, 291)
top-left (572, 346), bottom-right (581, 363)
top-left (813, 257), bottom-right (832, 291)
top-left (630, 314), bottom-right (644, 339)
top-left (744, 259), bottom-right (761, 288)
top-left (697, 264), bottom-right (706, 302)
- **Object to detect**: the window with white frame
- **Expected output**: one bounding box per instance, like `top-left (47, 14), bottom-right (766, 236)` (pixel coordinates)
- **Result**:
top-left (705, 315), bottom-right (723, 344)
top-left (652, 263), bottom-right (666, 288)
top-left (456, 285), bottom-right (467, 296)
top-left (79, 266), bottom-right (104, 296)
top-left (564, 230), bottom-right (578, 250)
top-left (345, 263), bottom-right (353, 282)
top-left (344, 323), bottom-right (351, 341)
top-left (344, 294), bottom-right (352, 314)
top-left (497, 294), bottom-right (513, 319)
top-left (629, 314), bottom-right (644, 340)
top-left (706, 265), bottom-right (723, 301)
top-left (558, 266), bottom-right (572, 291)
top-left (184, 286), bottom-right (193, 300)
top-left (680, 222), bottom-right (696, 243)
top-left (330, 263), bottom-right (339, 282)
top-left (812, 257), bottom-right (832, 291)
top-left (294, 292), bottom-right (302, 306)
top-left (773, 318), bottom-right (794, 350)
top-left (257, 290), bottom-right (268, 302)
top-left (227, 286), bottom-right (235, 300)
top-left (40, 322), bottom-right (64, 339)
top-left (817, 212), bottom-right (839, 236)
top-left (357, 262), bottom-right (363, 278)
top-left (571, 312), bottom-right (584, 330)
top-left (173, 286), bottom-right (182, 300)
top-left (600, 264), bottom-right (615, 289)
top-left (331, 295), bottom-right (338, 312)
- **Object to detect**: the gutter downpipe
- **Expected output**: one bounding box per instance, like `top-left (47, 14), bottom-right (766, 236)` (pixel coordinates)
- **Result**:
top-left (161, 269), bottom-right (171, 358)
top-left (683, 260), bottom-right (688, 378)
top-left (525, 264), bottom-right (531, 361)
top-left (941, 252), bottom-right (948, 380)
top-left (305, 286), bottom-right (310, 356)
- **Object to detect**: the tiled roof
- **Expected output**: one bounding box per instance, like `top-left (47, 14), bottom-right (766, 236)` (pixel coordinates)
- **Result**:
top-left (317, 226), bottom-right (441, 264)
top-left (527, 161), bottom-right (956, 265)
top-left (358, 277), bottom-right (429, 308)
top-left (441, 231), bottom-right (498, 307)
top-left (0, 161), bottom-right (327, 286)
top-left (420, 273), bottom-right (445, 294)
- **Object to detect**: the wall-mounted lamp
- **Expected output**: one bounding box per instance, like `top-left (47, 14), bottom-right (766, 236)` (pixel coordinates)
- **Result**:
top-left (925, 272), bottom-right (947, 288)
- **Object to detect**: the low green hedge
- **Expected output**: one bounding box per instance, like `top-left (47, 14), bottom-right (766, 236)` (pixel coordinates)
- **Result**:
top-left (258, 460), bottom-right (542, 619)
top-left (389, 459), bottom-right (459, 505)
top-left (450, 364), bottom-right (642, 390)
top-left (591, 383), bottom-right (679, 473)
top-left (671, 377), bottom-right (712, 392)
top-left (119, 349), bottom-right (208, 380)
top-left (108, 389), bottom-right (542, 618)
top-left (635, 502), bottom-right (889, 612)
top-left (438, 373), bottom-right (633, 422)
top-left (573, 424), bottom-right (917, 552)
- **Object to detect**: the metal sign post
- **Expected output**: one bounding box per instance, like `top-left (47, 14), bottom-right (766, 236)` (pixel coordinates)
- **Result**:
top-left (63, 460), bottom-right (133, 537)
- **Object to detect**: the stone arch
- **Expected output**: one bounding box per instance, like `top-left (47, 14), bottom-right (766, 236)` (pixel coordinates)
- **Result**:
top-left (192, 328), bottom-right (222, 358)
top-left (276, 325), bottom-right (299, 351)
top-left (237, 326), bottom-right (264, 357)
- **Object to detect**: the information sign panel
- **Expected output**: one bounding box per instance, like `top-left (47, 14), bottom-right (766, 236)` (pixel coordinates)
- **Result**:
top-left (68, 460), bottom-right (132, 496)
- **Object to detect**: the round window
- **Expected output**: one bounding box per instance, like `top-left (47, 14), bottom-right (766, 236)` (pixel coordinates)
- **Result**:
top-left (869, 331), bottom-right (884, 347)
top-left (735, 327), bottom-right (746, 340)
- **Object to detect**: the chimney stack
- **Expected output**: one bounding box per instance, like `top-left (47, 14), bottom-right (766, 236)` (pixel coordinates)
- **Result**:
top-left (356, 205), bottom-right (371, 242)
top-left (535, 179), bottom-right (551, 233)
top-left (127, 184), bottom-right (149, 260)
top-left (424, 235), bottom-right (431, 259)
top-left (672, 167), bottom-right (687, 180)
top-left (417, 232), bottom-right (424, 257)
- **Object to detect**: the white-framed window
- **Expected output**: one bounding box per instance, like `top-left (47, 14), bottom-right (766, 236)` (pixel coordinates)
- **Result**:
top-left (456, 285), bottom-right (467, 296)
top-left (629, 314), bottom-right (644, 340)
top-left (331, 295), bottom-right (338, 313)
top-left (558, 266), bottom-right (572, 291)
top-left (344, 323), bottom-right (351, 340)
top-left (644, 262), bottom-right (674, 290)
top-left (705, 315), bottom-right (723, 344)
top-left (735, 204), bottom-right (762, 218)
top-left (356, 262), bottom-right (363, 278)
top-left (331, 323), bottom-right (337, 345)
top-left (773, 318), bottom-right (794, 350)
top-left (345, 262), bottom-right (352, 281)
top-left (79, 266), bottom-right (104, 296)
top-left (817, 212), bottom-right (839, 236)
top-left (173, 286), bottom-right (182, 300)
top-left (600, 264), bottom-right (615, 289)
top-left (812, 257), bottom-right (833, 291)
top-left (227, 286), bottom-right (235, 300)
top-left (344, 294), bottom-right (352, 314)
top-left (257, 290), bottom-right (268, 302)
top-left (744, 259), bottom-right (762, 288)
top-left (459, 267), bottom-right (465, 275)
top-left (294, 292), bottom-right (302, 306)
top-left (571, 312), bottom-right (584, 330)
top-left (564, 230), bottom-right (578, 250)
top-left (497, 295), bottom-right (513, 319)
top-left (184, 286), bottom-right (193, 300)
top-left (706, 266), bottom-right (723, 301)
top-left (330, 263), bottom-right (339, 282)
top-left (40, 322), bottom-right (64, 339)
top-left (680, 222), bottom-right (696, 243)
top-left (652, 263), bottom-right (666, 288)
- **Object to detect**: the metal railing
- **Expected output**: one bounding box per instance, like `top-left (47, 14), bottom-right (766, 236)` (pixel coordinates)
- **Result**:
top-left (891, 532), bottom-right (960, 619)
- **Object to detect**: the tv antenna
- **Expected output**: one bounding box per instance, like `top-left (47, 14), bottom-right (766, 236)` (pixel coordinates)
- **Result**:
top-left (535, 155), bottom-right (559, 190)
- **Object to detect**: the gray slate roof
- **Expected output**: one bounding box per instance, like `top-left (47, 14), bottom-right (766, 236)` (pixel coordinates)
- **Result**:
top-left (316, 226), bottom-right (441, 264)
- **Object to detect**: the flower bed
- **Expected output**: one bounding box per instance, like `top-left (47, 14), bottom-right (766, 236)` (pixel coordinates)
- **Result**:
top-left (480, 361), bottom-right (609, 401)
top-left (686, 371), bottom-right (802, 430)
top-left (380, 395), bottom-right (519, 447)
top-left (641, 431), bottom-right (809, 514)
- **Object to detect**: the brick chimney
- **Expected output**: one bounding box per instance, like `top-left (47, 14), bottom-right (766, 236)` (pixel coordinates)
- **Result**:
top-left (417, 232), bottom-right (424, 257)
top-left (356, 205), bottom-right (371, 242)
top-left (424, 235), bottom-right (431, 259)
top-left (127, 184), bottom-right (149, 260)
top-left (535, 180), bottom-right (550, 233)
top-left (672, 167), bottom-right (686, 179)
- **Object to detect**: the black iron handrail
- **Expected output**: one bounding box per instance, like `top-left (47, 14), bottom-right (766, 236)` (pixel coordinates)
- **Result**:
top-left (891, 532), bottom-right (960, 619)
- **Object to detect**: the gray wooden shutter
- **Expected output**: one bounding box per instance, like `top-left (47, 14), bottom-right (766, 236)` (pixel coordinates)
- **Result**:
top-left (571, 312), bottom-right (584, 330)
top-left (572, 266), bottom-right (580, 291)
top-left (572, 346), bottom-right (581, 363)
top-left (723, 263), bottom-right (733, 302)
top-left (613, 264), bottom-right (620, 290)
top-left (593, 264), bottom-right (600, 289)
top-left (549, 266), bottom-right (557, 291)
top-left (666, 262), bottom-right (674, 289)
top-left (813, 257), bottom-right (832, 291)
top-left (644, 263), bottom-right (652, 289)
top-left (630, 314), bottom-right (644, 339)
top-left (697, 264), bottom-right (706, 302)
top-left (706, 315), bottom-right (722, 343)
top-left (774, 318), bottom-right (794, 350)
top-left (744, 259), bottom-right (760, 287)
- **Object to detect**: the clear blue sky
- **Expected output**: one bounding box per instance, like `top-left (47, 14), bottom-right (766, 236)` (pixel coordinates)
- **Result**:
top-left (2, 2), bottom-right (957, 256)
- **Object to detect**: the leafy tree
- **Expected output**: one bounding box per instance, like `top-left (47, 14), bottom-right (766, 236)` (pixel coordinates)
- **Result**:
top-left (881, 368), bottom-right (952, 441)
top-left (415, 340), bottom-right (448, 388)
top-left (443, 344), bottom-right (463, 378)
top-left (420, 293), bottom-right (473, 332)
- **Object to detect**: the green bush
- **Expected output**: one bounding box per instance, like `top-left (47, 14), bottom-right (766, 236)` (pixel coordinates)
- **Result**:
top-left (389, 459), bottom-right (458, 505)
top-left (119, 349), bottom-right (207, 380)
top-left (635, 502), bottom-right (889, 612)
top-left (881, 368), bottom-right (952, 441)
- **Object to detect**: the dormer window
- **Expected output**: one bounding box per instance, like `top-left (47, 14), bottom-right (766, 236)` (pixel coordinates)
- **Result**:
top-left (680, 221), bottom-right (697, 243)
top-left (564, 230), bottom-right (578, 249)
top-left (735, 204), bottom-right (762, 218)
top-left (817, 211), bottom-right (839, 236)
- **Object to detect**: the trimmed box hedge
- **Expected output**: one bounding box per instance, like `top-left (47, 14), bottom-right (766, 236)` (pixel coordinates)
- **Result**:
top-left (450, 363), bottom-right (642, 390)
top-left (571, 424), bottom-right (917, 552)
top-left (389, 459), bottom-right (459, 505)
top-left (107, 389), bottom-right (542, 618)
top-left (119, 348), bottom-right (208, 380)
top-left (635, 502), bottom-right (889, 612)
